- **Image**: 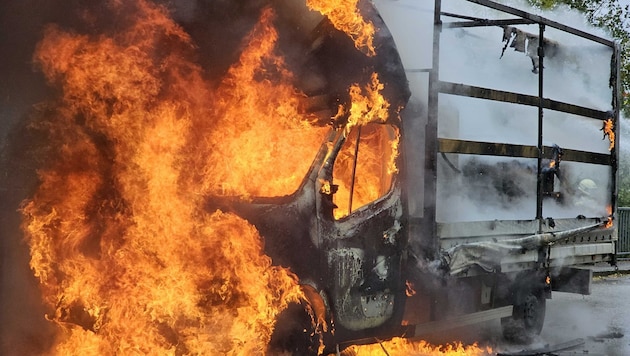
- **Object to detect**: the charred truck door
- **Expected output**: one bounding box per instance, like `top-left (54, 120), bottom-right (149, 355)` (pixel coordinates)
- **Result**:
top-left (315, 122), bottom-right (407, 343)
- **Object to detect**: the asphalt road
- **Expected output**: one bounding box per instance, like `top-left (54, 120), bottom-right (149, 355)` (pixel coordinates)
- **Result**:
top-left (537, 273), bottom-right (630, 355)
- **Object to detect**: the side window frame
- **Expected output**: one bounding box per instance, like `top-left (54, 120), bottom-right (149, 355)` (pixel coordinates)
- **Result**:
top-left (333, 123), bottom-right (398, 219)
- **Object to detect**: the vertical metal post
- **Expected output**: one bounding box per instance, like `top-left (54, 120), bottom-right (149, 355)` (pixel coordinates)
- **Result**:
top-left (348, 127), bottom-right (361, 215)
top-left (611, 43), bottom-right (621, 217)
top-left (536, 23), bottom-right (545, 233)
top-left (423, 0), bottom-right (442, 260)
top-left (610, 43), bottom-right (621, 263)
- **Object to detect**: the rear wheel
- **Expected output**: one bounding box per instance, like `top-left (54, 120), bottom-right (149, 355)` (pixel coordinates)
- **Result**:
top-left (501, 288), bottom-right (546, 343)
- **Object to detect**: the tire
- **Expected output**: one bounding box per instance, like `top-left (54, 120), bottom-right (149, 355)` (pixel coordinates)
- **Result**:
top-left (501, 288), bottom-right (546, 344)
top-left (268, 301), bottom-right (320, 356)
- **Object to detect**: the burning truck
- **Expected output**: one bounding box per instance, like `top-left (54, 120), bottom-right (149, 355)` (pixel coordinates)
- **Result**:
top-left (211, 0), bottom-right (620, 354)
top-left (6, 0), bottom-right (618, 355)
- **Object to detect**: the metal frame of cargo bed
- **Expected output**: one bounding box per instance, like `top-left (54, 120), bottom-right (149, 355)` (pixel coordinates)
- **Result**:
top-left (422, 0), bottom-right (620, 261)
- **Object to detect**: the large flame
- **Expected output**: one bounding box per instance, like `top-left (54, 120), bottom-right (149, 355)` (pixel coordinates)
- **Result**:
top-left (307, 0), bottom-right (376, 56)
top-left (18, 0), bottom-right (492, 354)
top-left (21, 1), bottom-right (328, 353)
top-left (348, 338), bottom-right (493, 355)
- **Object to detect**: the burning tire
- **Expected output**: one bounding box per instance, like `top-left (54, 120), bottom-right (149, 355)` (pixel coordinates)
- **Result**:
top-left (268, 300), bottom-right (320, 355)
top-left (501, 287), bottom-right (546, 343)
top-left (268, 285), bottom-right (329, 355)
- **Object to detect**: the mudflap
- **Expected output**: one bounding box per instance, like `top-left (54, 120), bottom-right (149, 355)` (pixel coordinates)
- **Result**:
top-left (550, 267), bottom-right (592, 295)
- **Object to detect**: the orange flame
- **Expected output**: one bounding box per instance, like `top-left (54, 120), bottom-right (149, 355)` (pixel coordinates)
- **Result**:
top-left (405, 280), bottom-right (416, 297)
top-left (326, 72), bottom-right (397, 219)
top-left (16, 0), bottom-right (478, 354)
top-left (21, 1), bottom-right (332, 353)
top-left (344, 73), bottom-right (391, 132)
top-left (348, 338), bottom-right (493, 355)
top-left (307, 0), bottom-right (377, 56)
top-left (320, 179), bottom-right (333, 194)
top-left (605, 206), bottom-right (613, 228)
top-left (202, 8), bottom-right (329, 198)
top-left (602, 118), bottom-right (615, 151)
top-left (332, 123), bottom-right (398, 219)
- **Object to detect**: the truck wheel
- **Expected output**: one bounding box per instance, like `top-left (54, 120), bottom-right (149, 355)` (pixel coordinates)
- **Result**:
top-left (268, 300), bottom-right (320, 355)
top-left (501, 288), bottom-right (546, 343)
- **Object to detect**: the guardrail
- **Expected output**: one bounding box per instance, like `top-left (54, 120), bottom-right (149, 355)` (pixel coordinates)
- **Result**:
top-left (618, 207), bottom-right (630, 259)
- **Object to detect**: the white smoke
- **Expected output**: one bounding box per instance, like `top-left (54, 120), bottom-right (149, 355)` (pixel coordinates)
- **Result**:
top-left (375, 0), bottom-right (615, 222)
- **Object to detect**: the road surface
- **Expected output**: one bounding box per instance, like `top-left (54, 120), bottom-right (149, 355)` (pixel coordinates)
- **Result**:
top-left (494, 271), bottom-right (630, 355)
top-left (418, 270), bottom-right (630, 355)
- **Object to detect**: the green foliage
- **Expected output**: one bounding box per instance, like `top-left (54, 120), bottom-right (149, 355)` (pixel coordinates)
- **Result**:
top-left (531, 0), bottom-right (562, 8)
